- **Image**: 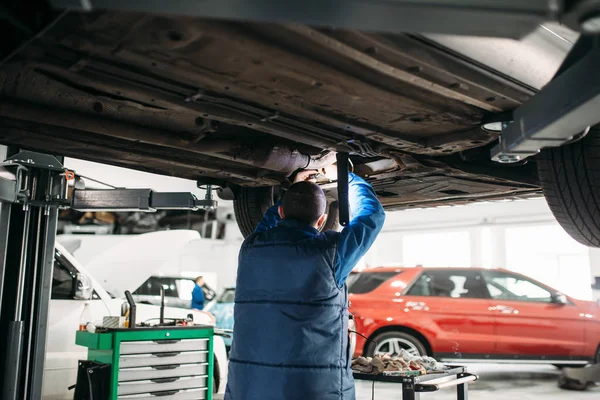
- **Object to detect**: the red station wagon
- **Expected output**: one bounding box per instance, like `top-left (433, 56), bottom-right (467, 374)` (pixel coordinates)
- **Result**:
top-left (348, 267), bottom-right (600, 366)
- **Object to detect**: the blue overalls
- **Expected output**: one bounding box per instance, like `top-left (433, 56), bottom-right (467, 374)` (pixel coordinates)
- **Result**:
top-left (226, 173), bottom-right (385, 400)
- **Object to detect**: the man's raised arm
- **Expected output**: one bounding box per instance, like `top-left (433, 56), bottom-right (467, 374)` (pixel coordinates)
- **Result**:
top-left (334, 173), bottom-right (385, 287)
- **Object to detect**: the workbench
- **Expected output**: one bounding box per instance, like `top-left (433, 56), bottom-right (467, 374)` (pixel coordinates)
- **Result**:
top-left (354, 366), bottom-right (478, 400)
top-left (75, 326), bottom-right (214, 400)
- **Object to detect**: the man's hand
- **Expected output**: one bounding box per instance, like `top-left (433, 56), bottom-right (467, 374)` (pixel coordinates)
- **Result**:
top-left (294, 170), bottom-right (319, 183)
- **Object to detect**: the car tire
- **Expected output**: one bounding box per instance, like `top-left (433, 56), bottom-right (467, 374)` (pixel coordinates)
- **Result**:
top-left (233, 187), bottom-right (339, 238)
top-left (364, 331), bottom-right (427, 358)
top-left (213, 355), bottom-right (220, 393)
top-left (537, 127), bottom-right (600, 247)
top-left (557, 372), bottom-right (592, 391)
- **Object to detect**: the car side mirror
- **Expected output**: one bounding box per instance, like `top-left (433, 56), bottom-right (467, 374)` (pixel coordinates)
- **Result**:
top-left (552, 292), bottom-right (568, 305)
top-left (74, 272), bottom-right (93, 300)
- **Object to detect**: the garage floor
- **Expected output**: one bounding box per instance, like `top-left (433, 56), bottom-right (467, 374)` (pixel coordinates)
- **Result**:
top-left (355, 364), bottom-right (599, 399)
top-left (213, 364), bottom-right (598, 399)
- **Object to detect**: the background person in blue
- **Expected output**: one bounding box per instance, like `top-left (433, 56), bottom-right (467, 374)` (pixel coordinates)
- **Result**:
top-left (226, 168), bottom-right (385, 400)
top-left (191, 276), bottom-right (205, 310)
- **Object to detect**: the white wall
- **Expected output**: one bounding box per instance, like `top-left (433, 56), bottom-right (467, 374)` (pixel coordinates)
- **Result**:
top-left (370, 199), bottom-right (595, 300)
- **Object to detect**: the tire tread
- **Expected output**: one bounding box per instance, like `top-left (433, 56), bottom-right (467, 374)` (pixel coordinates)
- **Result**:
top-left (537, 128), bottom-right (600, 247)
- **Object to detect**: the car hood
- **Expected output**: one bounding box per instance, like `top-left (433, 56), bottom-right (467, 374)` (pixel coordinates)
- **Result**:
top-left (84, 230), bottom-right (201, 298)
top-left (208, 303), bottom-right (234, 330)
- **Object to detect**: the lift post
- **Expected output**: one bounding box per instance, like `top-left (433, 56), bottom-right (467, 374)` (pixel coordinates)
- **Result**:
top-left (0, 150), bottom-right (63, 400)
top-left (0, 150), bottom-right (219, 399)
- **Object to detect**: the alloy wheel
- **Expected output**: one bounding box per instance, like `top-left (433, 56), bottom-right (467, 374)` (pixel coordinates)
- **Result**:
top-left (374, 337), bottom-right (421, 357)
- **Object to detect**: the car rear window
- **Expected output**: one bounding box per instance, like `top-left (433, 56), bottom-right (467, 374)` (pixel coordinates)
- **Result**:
top-left (347, 272), bottom-right (398, 294)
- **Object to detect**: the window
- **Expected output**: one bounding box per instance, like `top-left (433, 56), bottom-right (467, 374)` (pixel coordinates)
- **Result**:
top-left (217, 289), bottom-right (236, 303)
top-left (52, 260), bottom-right (75, 299)
top-left (52, 250), bottom-right (78, 299)
top-left (347, 271), bottom-right (398, 294)
top-left (482, 271), bottom-right (552, 303)
top-left (134, 277), bottom-right (179, 297)
top-left (407, 270), bottom-right (489, 299)
top-left (134, 277), bottom-right (216, 302)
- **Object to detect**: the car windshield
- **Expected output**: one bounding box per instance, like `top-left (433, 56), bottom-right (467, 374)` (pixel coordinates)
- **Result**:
top-left (347, 271), bottom-right (399, 294)
top-left (218, 289), bottom-right (236, 303)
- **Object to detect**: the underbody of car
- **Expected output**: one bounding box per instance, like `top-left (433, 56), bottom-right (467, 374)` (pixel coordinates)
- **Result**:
top-left (1, 8), bottom-right (545, 206)
top-left (5, 1), bottom-right (600, 245)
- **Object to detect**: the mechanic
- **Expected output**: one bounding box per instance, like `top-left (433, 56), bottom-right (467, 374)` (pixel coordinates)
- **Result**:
top-left (191, 276), bottom-right (205, 310)
top-left (226, 169), bottom-right (385, 400)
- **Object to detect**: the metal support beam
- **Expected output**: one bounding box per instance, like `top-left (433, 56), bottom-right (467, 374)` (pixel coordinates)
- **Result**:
top-left (491, 36), bottom-right (600, 162)
top-left (25, 207), bottom-right (58, 400)
top-left (49, 0), bottom-right (559, 38)
top-left (337, 153), bottom-right (350, 227)
top-left (0, 151), bottom-right (62, 399)
top-left (0, 203), bottom-right (11, 315)
top-left (72, 189), bottom-right (218, 212)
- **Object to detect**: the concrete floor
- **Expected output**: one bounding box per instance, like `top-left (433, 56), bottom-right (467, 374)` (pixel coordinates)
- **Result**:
top-left (214, 363), bottom-right (598, 399)
top-left (355, 364), bottom-right (599, 400)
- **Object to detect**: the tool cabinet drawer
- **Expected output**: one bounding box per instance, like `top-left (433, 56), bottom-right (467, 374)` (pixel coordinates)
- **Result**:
top-left (119, 363), bottom-right (208, 382)
top-left (118, 387), bottom-right (207, 400)
top-left (120, 339), bottom-right (208, 355)
top-left (118, 375), bottom-right (208, 396)
top-left (119, 351), bottom-right (208, 368)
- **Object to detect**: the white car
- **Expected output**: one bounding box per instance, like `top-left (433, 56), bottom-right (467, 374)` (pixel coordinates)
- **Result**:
top-left (42, 241), bottom-right (228, 399)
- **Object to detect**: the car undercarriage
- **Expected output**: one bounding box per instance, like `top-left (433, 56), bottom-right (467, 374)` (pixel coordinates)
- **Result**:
top-left (1, 8), bottom-right (543, 199)
top-left (2, 0), bottom-right (600, 243)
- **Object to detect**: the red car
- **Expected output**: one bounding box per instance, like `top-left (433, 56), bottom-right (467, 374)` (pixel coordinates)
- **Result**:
top-left (349, 267), bottom-right (600, 366)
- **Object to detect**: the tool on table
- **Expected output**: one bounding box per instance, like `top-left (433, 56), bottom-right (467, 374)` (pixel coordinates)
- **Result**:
top-left (336, 152), bottom-right (350, 226)
top-left (124, 290), bottom-right (136, 329)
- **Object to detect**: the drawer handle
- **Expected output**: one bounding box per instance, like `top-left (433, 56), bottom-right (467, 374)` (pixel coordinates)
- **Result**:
top-left (151, 377), bottom-right (180, 384)
top-left (153, 340), bottom-right (181, 344)
top-left (150, 390), bottom-right (180, 397)
top-left (153, 352), bottom-right (181, 358)
top-left (152, 364), bottom-right (181, 370)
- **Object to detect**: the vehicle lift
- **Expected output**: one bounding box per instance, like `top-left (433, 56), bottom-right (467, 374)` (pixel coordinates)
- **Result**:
top-left (0, 149), bottom-right (219, 400)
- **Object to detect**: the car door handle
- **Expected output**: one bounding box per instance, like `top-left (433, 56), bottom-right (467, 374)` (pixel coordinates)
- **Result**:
top-left (489, 305), bottom-right (517, 314)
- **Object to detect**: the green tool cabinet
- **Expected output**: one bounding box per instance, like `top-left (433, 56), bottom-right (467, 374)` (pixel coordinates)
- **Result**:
top-left (76, 326), bottom-right (214, 400)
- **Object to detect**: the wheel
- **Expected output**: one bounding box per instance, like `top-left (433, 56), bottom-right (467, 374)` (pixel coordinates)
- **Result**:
top-left (233, 187), bottom-right (279, 238)
top-left (233, 187), bottom-right (339, 238)
top-left (537, 127), bottom-right (600, 247)
top-left (321, 201), bottom-right (340, 232)
top-left (365, 331), bottom-right (427, 358)
top-left (213, 355), bottom-right (220, 393)
top-left (557, 373), bottom-right (591, 391)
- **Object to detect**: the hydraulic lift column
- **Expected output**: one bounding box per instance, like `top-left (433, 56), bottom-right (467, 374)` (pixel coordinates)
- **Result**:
top-left (0, 151), bottom-right (61, 400)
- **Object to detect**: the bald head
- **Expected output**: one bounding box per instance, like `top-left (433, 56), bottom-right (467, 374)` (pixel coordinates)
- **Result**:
top-left (281, 181), bottom-right (327, 227)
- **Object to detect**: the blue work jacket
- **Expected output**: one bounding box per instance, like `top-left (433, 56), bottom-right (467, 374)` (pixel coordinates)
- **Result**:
top-left (191, 284), bottom-right (205, 310)
top-left (226, 173), bottom-right (385, 400)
